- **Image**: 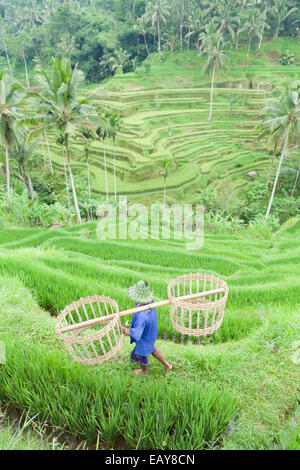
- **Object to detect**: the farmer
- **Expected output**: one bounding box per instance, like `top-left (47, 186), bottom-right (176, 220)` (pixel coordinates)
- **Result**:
top-left (119, 280), bottom-right (172, 376)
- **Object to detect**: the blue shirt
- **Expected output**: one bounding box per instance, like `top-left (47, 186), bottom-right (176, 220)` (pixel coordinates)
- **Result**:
top-left (129, 301), bottom-right (158, 356)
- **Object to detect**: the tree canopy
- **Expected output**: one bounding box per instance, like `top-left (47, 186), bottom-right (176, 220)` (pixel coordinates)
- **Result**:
top-left (0, 0), bottom-right (299, 82)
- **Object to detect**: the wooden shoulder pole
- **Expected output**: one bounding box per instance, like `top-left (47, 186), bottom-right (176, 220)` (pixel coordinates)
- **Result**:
top-left (57, 288), bottom-right (226, 335)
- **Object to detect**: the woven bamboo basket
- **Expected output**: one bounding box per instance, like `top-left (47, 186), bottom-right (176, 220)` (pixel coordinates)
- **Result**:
top-left (168, 273), bottom-right (229, 337)
top-left (55, 296), bottom-right (124, 365)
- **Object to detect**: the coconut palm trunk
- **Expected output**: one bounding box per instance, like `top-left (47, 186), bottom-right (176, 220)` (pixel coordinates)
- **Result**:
top-left (23, 53), bottom-right (30, 88)
top-left (208, 63), bottom-right (215, 122)
top-left (144, 33), bottom-right (150, 55)
top-left (64, 162), bottom-right (71, 209)
top-left (27, 174), bottom-right (34, 199)
top-left (157, 16), bottom-right (161, 55)
top-left (275, 21), bottom-right (280, 39)
top-left (103, 139), bottom-right (109, 200)
top-left (247, 32), bottom-right (253, 56)
top-left (21, 163), bottom-right (34, 199)
top-left (187, 26), bottom-right (191, 51)
top-left (44, 131), bottom-right (53, 174)
top-left (235, 35), bottom-right (239, 51)
top-left (113, 137), bottom-right (117, 201)
top-left (65, 135), bottom-right (82, 224)
top-left (85, 147), bottom-right (92, 220)
top-left (258, 31), bottom-right (263, 49)
top-left (266, 127), bottom-right (290, 219)
top-left (291, 165), bottom-right (300, 198)
top-left (4, 43), bottom-right (12, 77)
top-left (5, 141), bottom-right (10, 197)
top-left (42, 137), bottom-right (47, 168)
top-left (266, 143), bottom-right (277, 188)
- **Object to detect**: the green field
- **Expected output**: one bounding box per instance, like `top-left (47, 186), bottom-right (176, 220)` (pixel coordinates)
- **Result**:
top-left (40, 39), bottom-right (300, 206)
top-left (0, 217), bottom-right (299, 449)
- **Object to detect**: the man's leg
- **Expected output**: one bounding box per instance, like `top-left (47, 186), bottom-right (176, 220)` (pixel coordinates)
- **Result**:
top-left (152, 347), bottom-right (172, 371)
top-left (133, 365), bottom-right (149, 376)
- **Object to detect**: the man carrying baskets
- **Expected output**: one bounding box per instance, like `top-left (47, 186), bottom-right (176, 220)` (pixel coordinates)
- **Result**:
top-left (119, 280), bottom-right (172, 376)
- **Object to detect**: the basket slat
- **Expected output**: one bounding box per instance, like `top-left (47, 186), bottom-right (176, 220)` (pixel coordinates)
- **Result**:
top-left (168, 273), bottom-right (228, 337)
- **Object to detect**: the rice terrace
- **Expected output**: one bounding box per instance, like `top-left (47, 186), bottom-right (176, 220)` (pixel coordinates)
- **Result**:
top-left (0, 0), bottom-right (300, 454)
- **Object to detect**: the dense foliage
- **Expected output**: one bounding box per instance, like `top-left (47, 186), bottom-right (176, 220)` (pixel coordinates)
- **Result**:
top-left (0, 0), bottom-right (299, 82)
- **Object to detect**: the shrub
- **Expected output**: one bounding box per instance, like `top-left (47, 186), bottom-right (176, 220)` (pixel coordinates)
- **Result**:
top-left (0, 191), bottom-right (74, 227)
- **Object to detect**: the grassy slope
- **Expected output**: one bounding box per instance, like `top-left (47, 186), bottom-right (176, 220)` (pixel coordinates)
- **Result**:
top-left (0, 219), bottom-right (299, 449)
top-left (39, 38), bottom-right (300, 206)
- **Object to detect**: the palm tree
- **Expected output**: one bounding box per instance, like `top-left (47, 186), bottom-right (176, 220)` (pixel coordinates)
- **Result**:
top-left (0, 72), bottom-right (25, 197)
top-left (213, 0), bottom-right (238, 43)
top-left (41, 0), bottom-right (60, 24)
top-left (258, 83), bottom-right (300, 219)
top-left (258, 3), bottom-right (270, 49)
top-left (244, 7), bottom-right (269, 56)
top-left (17, 0), bottom-right (43, 28)
top-left (36, 57), bottom-right (98, 224)
top-left (134, 14), bottom-right (151, 56)
top-left (108, 113), bottom-right (120, 202)
top-left (200, 23), bottom-right (230, 122)
top-left (271, 0), bottom-right (298, 40)
top-left (96, 125), bottom-right (110, 201)
top-left (80, 127), bottom-right (95, 220)
top-left (234, 13), bottom-right (248, 51)
top-left (43, 130), bottom-right (53, 174)
top-left (185, 9), bottom-right (206, 51)
top-left (267, 137), bottom-right (280, 188)
top-left (147, 0), bottom-right (171, 55)
top-left (0, 21), bottom-right (13, 77)
top-left (7, 31), bottom-right (32, 88)
top-left (12, 132), bottom-right (37, 200)
top-left (100, 49), bottom-right (131, 76)
top-left (291, 156), bottom-right (300, 198)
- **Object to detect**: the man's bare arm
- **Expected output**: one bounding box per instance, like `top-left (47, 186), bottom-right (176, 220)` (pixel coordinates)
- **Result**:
top-left (119, 322), bottom-right (131, 336)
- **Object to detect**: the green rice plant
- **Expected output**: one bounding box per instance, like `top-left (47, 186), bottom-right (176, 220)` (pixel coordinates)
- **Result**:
top-left (0, 410), bottom-right (61, 450)
top-left (122, 382), bottom-right (236, 450)
top-left (0, 276), bottom-right (238, 450)
top-left (278, 408), bottom-right (300, 450)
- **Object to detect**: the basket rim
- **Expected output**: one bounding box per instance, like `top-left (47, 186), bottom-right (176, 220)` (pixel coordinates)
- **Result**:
top-left (56, 295), bottom-right (119, 333)
top-left (57, 314), bottom-right (121, 344)
top-left (167, 273), bottom-right (229, 309)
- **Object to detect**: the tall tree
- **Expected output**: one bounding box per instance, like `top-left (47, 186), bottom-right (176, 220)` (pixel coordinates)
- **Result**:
top-left (134, 14), bottom-right (151, 56)
top-left (200, 23), bottom-right (230, 122)
top-left (80, 127), bottom-right (95, 220)
top-left (258, 83), bottom-right (300, 219)
top-left (36, 57), bottom-right (98, 224)
top-left (291, 155), bottom-right (300, 197)
top-left (271, 0), bottom-right (298, 39)
top-left (147, 0), bottom-right (171, 55)
top-left (234, 12), bottom-right (248, 51)
top-left (258, 2), bottom-right (269, 49)
top-left (0, 20), bottom-right (13, 76)
top-left (185, 9), bottom-right (206, 51)
top-left (12, 132), bottom-right (37, 200)
top-left (108, 113), bottom-right (120, 202)
top-left (96, 125), bottom-right (110, 201)
top-left (244, 7), bottom-right (269, 56)
top-left (213, 0), bottom-right (238, 43)
top-left (0, 72), bottom-right (25, 197)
